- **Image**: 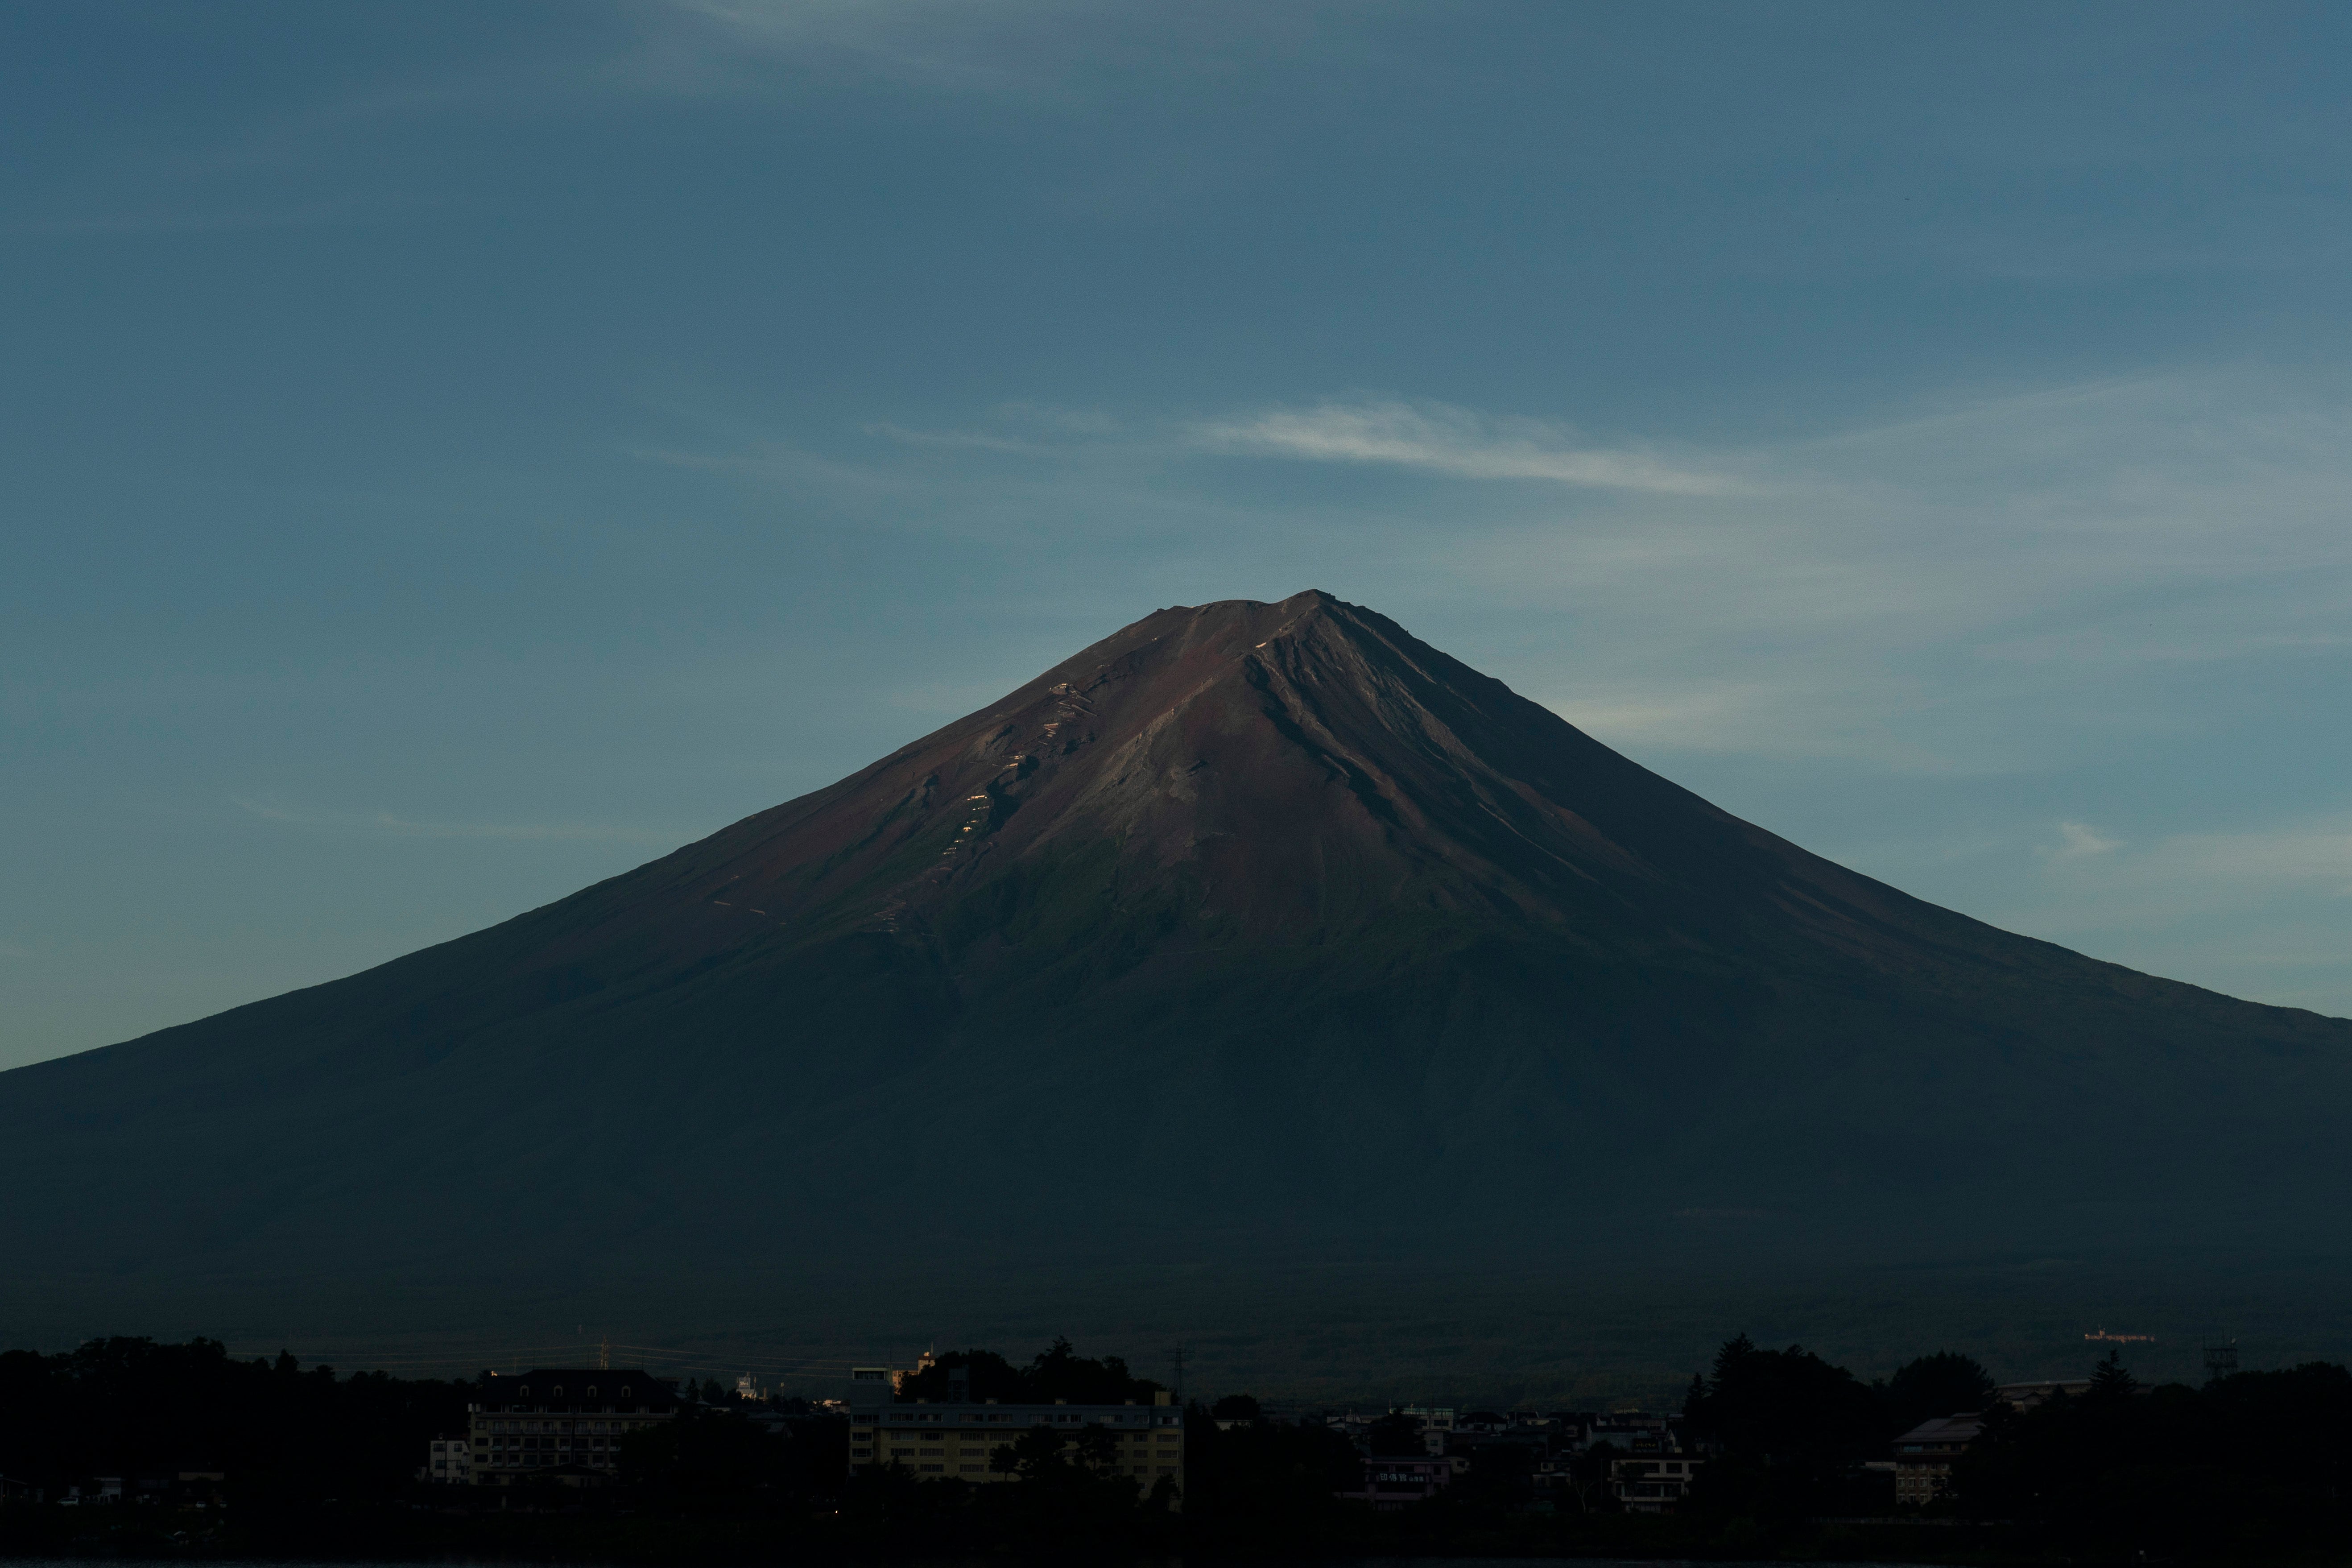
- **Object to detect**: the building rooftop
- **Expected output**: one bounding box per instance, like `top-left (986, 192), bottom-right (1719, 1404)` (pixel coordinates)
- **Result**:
top-left (1893, 1413), bottom-right (1985, 1453)
top-left (481, 1369), bottom-right (676, 1410)
top-left (1994, 1380), bottom-right (2092, 1409)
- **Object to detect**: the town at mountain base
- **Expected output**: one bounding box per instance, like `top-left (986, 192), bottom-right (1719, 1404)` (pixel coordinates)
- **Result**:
top-left (2, 592), bottom-right (2348, 1353)
top-left (6, 1330), bottom-right (2347, 1565)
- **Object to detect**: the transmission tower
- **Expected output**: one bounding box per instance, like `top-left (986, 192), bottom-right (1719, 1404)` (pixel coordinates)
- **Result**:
top-left (1168, 1345), bottom-right (1188, 1401)
top-left (2201, 1340), bottom-right (2237, 1382)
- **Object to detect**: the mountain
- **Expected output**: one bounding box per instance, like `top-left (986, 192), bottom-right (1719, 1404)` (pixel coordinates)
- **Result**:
top-left (4, 591), bottom-right (2348, 1371)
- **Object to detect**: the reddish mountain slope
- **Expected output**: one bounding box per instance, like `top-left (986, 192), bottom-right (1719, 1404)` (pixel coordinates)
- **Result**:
top-left (2, 592), bottom-right (2347, 1320)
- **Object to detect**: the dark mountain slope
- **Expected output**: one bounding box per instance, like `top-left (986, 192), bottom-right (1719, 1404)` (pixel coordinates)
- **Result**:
top-left (3, 592), bottom-right (2347, 1319)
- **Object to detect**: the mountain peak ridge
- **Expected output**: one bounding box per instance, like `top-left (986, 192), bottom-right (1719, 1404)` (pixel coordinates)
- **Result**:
top-left (3, 594), bottom-right (2348, 1332)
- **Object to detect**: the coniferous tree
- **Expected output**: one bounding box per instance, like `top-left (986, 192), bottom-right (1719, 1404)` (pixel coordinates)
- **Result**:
top-left (2087, 1349), bottom-right (2139, 1402)
top-left (1882, 1350), bottom-right (1997, 1435)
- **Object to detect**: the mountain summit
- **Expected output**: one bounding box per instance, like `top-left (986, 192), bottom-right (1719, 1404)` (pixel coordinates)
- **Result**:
top-left (4, 592), bottom-right (2348, 1341)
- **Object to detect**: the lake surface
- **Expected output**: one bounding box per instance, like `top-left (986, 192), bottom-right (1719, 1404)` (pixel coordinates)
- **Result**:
top-left (0, 1559), bottom-right (1943, 1568)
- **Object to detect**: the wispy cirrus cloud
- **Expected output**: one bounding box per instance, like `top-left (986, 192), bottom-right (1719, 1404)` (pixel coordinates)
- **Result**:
top-left (1194, 398), bottom-right (1754, 496)
top-left (669, 0), bottom-right (1028, 89)
top-left (2000, 810), bottom-right (2352, 990)
top-left (2155, 819), bottom-right (2352, 898)
top-left (2047, 821), bottom-right (2123, 861)
top-left (862, 422), bottom-right (1045, 455)
top-left (660, 0), bottom-right (1173, 97)
top-left (232, 797), bottom-right (673, 845)
top-left (624, 367), bottom-right (2352, 781)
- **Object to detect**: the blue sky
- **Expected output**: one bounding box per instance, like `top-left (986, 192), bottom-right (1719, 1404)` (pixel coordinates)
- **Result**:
top-left (6, 1), bottom-right (2352, 1069)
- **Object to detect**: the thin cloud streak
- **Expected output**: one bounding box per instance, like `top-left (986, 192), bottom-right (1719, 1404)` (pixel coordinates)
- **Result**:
top-left (1196, 399), bottom-right (1753, 496)
top-left (232, 797), bottom-right (675, 846)
top-left (658, 0), bottom-right (1170, 98)
top-left (863, 422), bottom-right (1044, 455)
top-left (2001, 813), bottom-right (2352, 956)
top-left (673, 0), bottom-right (1027, 90)
top-left (1426, 371), bottom-right (2352, 715)
top-left (2158, 820), bottom-right (2352, 898)
top-left (2049, 821), bottom-right (2123, 861)
top-left (632, 367), bottom-right (2352, 772)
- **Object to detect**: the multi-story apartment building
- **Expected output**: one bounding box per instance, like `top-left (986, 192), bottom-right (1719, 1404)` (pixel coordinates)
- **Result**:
top-left (468, 1367), bottom-right (679, 1485)
top-left (1586, 1410), bottom-right (1673, 1452)
top-left (1608, 1453), bottom-right (1703, 1511)
top-left (845, 1367), bottom-right (1185, 1501)
top-left (1335, 1454), bottom-right (1459, 1510)
top-left (421, 1435), bottom-right (471, 1484)
top-left (1892, 1412), bottom-right (1983, 1506)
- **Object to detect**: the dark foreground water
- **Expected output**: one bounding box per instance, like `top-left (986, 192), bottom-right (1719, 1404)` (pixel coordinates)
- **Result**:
top-left (0, 1559), bottom-right (1943, 1568)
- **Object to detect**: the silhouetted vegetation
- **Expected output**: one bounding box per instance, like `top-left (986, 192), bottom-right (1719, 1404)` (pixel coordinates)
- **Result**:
top-left (1955, 1356), bottom-right (2352, 1560)
top-left (1883, 1349), bottom-right (1997, 1435)
top-left (0, 1336), bottom-right (471, 1509)
top-left (1364, 1411), bottom-right (1426, 1456)
top-left (1682, 1332), bottom-right (1887, 1519)
top-left (887, 1336), bottom-right (1165, 1405)
top-left (1180, 1405), bottom-right (1363, 1546)
top-left (613, 1404), bottom-right (833, 1509)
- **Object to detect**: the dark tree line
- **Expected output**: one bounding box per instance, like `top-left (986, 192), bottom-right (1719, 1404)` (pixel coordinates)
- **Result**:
top-left (609, 1403), bottom-right (843, 1510)
top-left (1956, 1354), bottom-right (2352, 1558)
top-left (1679, 1332), bottom-right (2352, 1560)
top-left (0, 1337), bottom-right (472, 1506)
top-left (888, 1337), bottom-right (1166, 1405)
top-left (1680, 1332), bottom-right (1993, 1519)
